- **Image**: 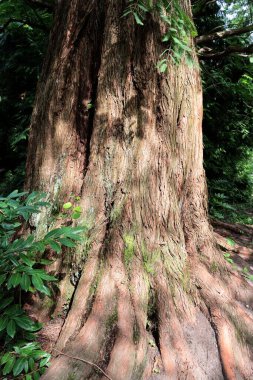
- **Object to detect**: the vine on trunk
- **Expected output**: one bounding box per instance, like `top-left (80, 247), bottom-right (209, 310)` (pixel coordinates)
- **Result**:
top-left (123, 0), bottom-right (197, 70)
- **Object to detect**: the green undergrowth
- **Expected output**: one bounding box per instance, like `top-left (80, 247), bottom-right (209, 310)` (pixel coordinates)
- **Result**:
top-left (0, 190), bottom-right (85, 379)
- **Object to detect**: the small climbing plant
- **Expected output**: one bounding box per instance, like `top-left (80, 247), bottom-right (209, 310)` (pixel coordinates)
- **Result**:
top-left (0, 190), bottom-right (84, 379)
top-left (123, 0), bottom-right (197, 70)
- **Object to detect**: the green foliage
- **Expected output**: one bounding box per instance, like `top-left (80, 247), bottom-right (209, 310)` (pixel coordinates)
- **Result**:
top-left (62, 198), bottom-right (82, 220)
top-left (196, 1), bottom-right (253, 223)
top-left (124, 0), bottom-right (197, 70)
top-left (0, 0), bottom-right (52, 194)
top-left (223, 252), bottom-right (234, 264)
top-left (242, 267), bottom-right (253, 282)
top-left (226, 237), bottom-right (235, 247)
top-left (1, 342), bottom-right (50, 379)
top-left (0, 190), bottom-right (84, 379)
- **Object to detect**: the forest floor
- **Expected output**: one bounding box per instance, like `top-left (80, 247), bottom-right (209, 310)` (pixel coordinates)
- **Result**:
top-left (37, 219), bottom-right (253, 354)
top-left (212, 218), bottom-right (253, 286)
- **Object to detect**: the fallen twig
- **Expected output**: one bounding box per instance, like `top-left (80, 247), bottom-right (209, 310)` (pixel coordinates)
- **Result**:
top-left (52, 348), bottom-right (113, 380)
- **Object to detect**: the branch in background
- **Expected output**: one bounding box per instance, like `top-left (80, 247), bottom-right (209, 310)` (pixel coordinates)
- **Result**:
top-left (196, 23), bottom-right (253, 44)
top-left (192, 0), bottom-right (217, 16)
top-left (0, 17), bottom-right (49, 33)
top-left (198, 43), bottom-right (253, 59)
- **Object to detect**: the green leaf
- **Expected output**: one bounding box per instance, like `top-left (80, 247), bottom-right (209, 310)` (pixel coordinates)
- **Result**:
top-left (73, 206), bottom-right (82, 213)
top-left (58, 238), bottom-right (76, 248)
top-left (14, 316), bottom-right (34, 330)
top-left (39, 285), bottom-right (51, 296)
top-left (0, 273), bottom-right (7, 285)
top-left (133, 12), bottom-right (144, 25)
top-left (13, 357), bottom-right (26, 376)
top-left (33, 372), bottom-right (40, 380)
top-left (8, 272), bottom-right (22, 288)
top-left (4, 304), bottom-right (23, 317)
top-left (7, 319), bottom-right (16, 338)
top-left (34, 270), bottom-right (56, 281)
top-left (32, 274), bottom-right (44, 292)
top-left (8, 190), bottom-right (27, 199)
top-left (0, 297), bottom-right (14, 310)
top-left (226, 238), bottom-right (235, 247)
top-left (1, 222), bottom-right (21, 230)
top-left (32, 241), bottom-right (46, 253)
top-left (47, 239), bottom-right (61, 253)
top-left (1, 352), bottom-right (11, 365)
top-left (162, 34), bottom-right (170, 42)
top-left (159, 62), bottom-right (167, 73)
top-left (63, 202), bottom-right (72, 210)
top-left (24, 359), bottom-right (29, 373)
top-left (39, 355), bottom-right (51, 367)
top-left (2, 356), bottom-right (15, 375)
top-left (44, 228), bottom-right (63, 239)
top-left (67, 226), bottom-right (86, 235)
top-left (0, 316), bottom-right (8, 331)
top-left (40, 259), bottom-right (53, 265)
top-left (29, 357), bottom-right (35, 370)
top-left (20, 254), bottom-right (35, 267)
top-left (40, 367), bottom-right (47, 374)
top-left (21, 273), bottom-right (31, 291)
top-left (71, 212), bottom-right (81, 219)
top-left (86, 103), bottom-right (93, 110)
top-left (138, 4), bottom-right (148, 12)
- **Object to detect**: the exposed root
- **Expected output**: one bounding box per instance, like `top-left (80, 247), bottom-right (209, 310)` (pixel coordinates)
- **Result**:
top-left (55, 253), bottom-right (100, 351)
top-left (196, 261), bottom-right (253, 380)
top-left (209, 307), bottom-right (237, 380)
top-left (211, 219), bottom-right (253, 236)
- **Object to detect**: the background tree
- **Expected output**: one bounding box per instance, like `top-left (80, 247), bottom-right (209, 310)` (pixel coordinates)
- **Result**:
top-left (0, 0), bottom-right (52, 193)
top-left (194, 0), bottom-right (253, 222)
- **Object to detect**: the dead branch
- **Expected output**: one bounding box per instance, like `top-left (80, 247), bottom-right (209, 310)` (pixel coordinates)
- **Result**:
top-left (198, 44), bottom-right (253, 59)
top-left (52, 349), bottom-right (113, 380)
top-left (196, 24), bottom-right (253, 44)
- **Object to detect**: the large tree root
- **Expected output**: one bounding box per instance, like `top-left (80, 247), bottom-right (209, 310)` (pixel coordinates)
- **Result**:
top-left (39, 244), bottom-right (253, 380)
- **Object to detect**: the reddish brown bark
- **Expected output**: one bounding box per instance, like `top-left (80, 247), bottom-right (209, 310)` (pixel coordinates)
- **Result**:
top-left (26, 1), bottom-right (253, 379)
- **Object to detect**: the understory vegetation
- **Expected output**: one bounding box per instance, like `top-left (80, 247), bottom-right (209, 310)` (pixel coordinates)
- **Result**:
top-left (196, 0), bottom-right (253, 223)
top-left (0, 190), bottom-right (84, 379)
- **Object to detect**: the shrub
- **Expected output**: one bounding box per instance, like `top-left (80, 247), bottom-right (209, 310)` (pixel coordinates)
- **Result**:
top-left (0, 190), bottom-right (84, 379)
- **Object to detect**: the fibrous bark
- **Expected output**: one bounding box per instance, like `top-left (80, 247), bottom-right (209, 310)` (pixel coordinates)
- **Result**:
top-left (26, 1), bottom-right (253, 379)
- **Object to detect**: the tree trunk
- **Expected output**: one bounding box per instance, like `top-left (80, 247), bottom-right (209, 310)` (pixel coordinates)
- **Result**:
top-left (26, 1), bottom-right (253, 379)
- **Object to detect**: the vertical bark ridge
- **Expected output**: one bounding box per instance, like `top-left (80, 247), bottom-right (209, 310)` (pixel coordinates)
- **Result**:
top-left (26, 0), bottom-right (106, 199)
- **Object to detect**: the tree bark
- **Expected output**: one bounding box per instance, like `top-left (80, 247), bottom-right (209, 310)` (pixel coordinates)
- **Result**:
top-left (26, 1), bottom-right (253, 379)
